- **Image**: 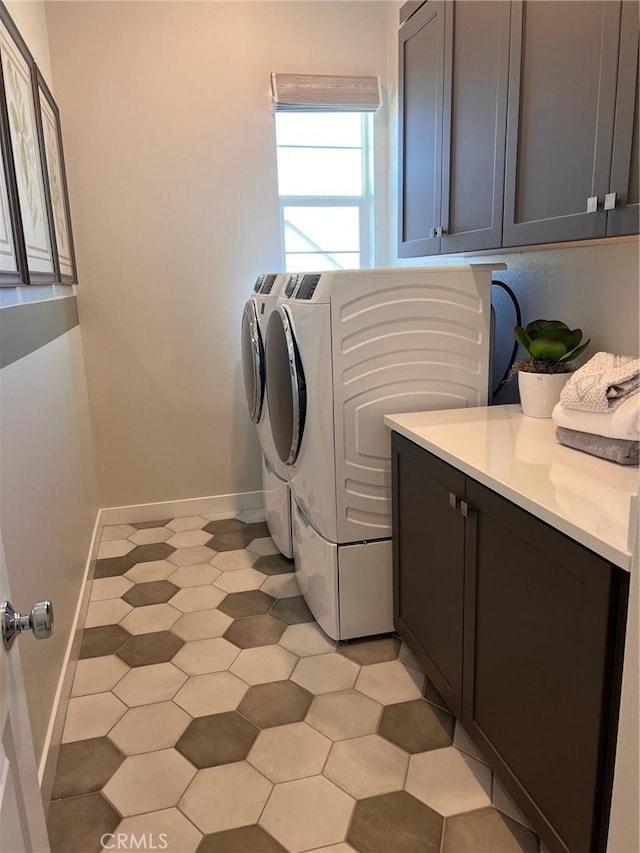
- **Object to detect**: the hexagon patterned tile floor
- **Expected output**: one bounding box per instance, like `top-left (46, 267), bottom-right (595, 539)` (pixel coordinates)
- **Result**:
top-left (47, 513), bottom-right (542, 853)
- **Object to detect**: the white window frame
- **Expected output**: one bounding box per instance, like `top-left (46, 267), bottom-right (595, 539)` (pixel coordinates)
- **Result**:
top-left (276, 113), bottom-right (374, 271)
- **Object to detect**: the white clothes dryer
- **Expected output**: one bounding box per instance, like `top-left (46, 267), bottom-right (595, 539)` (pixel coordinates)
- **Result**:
top-left (241, 273), bottom-right (292, 557)
top-left (265, 264), bottom-right (503, 639)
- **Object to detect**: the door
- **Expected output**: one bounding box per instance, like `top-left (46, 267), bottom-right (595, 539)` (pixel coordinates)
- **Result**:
top-left (399, 0), bottom-right (510, 257)
top-left (392, 434), bottom-right (465, 718)
top-left (0, 531), bottom-right (50, 853)
top-left (440, 0), bottom-right (510, 253)
top-left (607, 0), bottom-right (640, 236)
top-left (463, 480), bottom-right (627, 853)
top-left (265, 306), bottom-right (307, 466)
top-left (398, 0), bottom-right (445, 257)
top-left (241, 299), bottom-right (265, 424)
top-left (503, 0), bottom-right (621, 246)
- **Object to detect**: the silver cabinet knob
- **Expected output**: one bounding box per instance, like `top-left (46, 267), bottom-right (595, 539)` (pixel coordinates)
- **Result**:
top-left (1, 599), bottom-right (54, 651)
top-left (586, 196), bottom-right (599, 213)
top-left (604, 192), bottom-right (617, 210)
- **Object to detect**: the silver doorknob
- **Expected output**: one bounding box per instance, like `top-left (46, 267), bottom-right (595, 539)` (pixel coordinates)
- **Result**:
top-left (1, 599), bottom-right (54, 650)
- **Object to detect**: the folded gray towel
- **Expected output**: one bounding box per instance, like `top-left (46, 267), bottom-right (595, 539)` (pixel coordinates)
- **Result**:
top-left (556, 426), bottom-right (639, 465)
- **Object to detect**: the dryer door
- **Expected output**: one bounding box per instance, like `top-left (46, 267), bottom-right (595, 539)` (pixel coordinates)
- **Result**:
top-left (266, 306), bottom-right (307, 465)
top-left (241, 300), bottom-right (265, 424)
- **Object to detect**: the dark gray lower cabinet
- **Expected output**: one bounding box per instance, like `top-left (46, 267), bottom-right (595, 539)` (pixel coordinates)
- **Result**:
top-left (391, 432), bottom-right (628, 853)
top-left (393, 433), bottom-right (465, 717)
top-left (463, 480), bottom-right (628, 853)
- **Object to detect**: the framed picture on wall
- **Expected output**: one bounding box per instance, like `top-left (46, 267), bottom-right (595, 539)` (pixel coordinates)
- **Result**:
top-left (36, 69), bottom-right (77, 283)
top-left (0, 100), bottom-right (24, 284)
top-left (0, 3), bottom-right (57, 283)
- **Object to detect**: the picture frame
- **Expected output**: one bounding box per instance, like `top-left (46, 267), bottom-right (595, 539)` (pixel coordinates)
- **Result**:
top-left (35, 69), bottom-right (77, 284)
top-left (0, 3), bottom-right (57, 284)
top-left (0, 88), bottom-right (24, 284)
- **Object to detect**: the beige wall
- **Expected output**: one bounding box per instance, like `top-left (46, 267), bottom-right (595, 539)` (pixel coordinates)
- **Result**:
top-left (6, 0), bottom-right (52, 87)
top-left (45, 1), bottom-right (391, 508)
top-left (0, 5), bottom-right (98, 768)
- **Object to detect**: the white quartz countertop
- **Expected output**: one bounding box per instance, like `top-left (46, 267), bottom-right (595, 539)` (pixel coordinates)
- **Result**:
top-left (385, 405), bottom-right (639, 571)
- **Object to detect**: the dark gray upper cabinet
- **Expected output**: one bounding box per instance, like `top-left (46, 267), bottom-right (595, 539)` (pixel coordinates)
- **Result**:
top-left (399, 0), bottom-right (639, 256)
top-left (607, 0), bottom-right (639, 237)
top-left (503, 1), bottom-right (621, 246)
top-left (398, 0), bottom-right (510, 257)
top-left (440, 1), bottom-right (510, 253)
top-left (398, 1), bottom-right (444, 257)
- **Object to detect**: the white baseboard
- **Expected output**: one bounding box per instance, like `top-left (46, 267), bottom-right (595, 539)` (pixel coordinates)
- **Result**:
top-left (38, 508), bottom-right (102, 806)
top-left (100, 490), bottom-right (264, 526)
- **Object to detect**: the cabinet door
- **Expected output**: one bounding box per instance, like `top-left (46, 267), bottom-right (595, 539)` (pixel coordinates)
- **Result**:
top-left (392, 434), bottom-right (465, 717)
top-left (398, 0), bottom-right (444, 258)
top-left (463, 480), bottom-right (627, 853)
top-left (503, 1), bottom-right (621, 247)
top-left (440, 0), bottom-right (510, 253)
top-left (607, 0), bottom-right (639, 236)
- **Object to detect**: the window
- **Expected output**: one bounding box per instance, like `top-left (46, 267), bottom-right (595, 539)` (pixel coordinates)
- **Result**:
top-left (275, 112), bottom-right (374, 272)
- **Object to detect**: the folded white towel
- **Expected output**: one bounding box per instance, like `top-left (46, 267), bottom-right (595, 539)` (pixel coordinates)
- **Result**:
top-left (560, 352), bottom-right (640, 412)
top-left (552, 393), bottom-right (640, 441)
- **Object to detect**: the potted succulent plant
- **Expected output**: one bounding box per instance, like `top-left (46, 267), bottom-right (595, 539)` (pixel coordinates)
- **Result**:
top-left (512, 319), bottom-right (590, 418)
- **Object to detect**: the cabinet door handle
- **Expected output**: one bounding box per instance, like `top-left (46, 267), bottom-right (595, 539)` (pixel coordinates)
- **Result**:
top-left (460, 500), bottom-right (471, 518)
top-left (429, 227), bottom-right (436, 239)
top-left (586, 196), bottom-right (599, 213)
top-left (449, 492), bottom-right (459, 510)
top-left (604, 192), bottom-right (617, 211)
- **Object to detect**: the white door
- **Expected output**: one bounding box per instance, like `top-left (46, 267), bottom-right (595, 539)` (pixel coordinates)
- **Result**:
top-left (0, 531), bottom-right (50, 853)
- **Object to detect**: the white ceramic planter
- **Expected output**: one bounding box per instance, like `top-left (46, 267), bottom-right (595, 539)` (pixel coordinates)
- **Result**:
top-left (518, 371), bottom-right (571, 418)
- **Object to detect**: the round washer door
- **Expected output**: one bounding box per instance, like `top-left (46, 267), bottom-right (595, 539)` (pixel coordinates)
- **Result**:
top-left (266, 306), bottom-right (307, 465)
top-left (241, 300), bottom-right (265, 424)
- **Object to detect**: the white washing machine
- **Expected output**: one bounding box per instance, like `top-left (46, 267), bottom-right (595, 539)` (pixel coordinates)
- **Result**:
top-left (241, 273), bottom-right (292, 557)
top-left (265, 264), bottom-right (504, 640)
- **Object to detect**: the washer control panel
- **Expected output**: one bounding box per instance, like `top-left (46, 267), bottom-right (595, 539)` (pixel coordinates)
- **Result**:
top-left (253, 273), bottom-right (278, 294)
top-left (284, 273), bottom-right (323, 299)
top-left (285, 274), bottom-right (301, 297)
top-left (296, 274), bottom-right (321, 300)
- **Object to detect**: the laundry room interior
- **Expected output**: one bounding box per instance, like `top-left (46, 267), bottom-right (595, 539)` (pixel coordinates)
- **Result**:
top-left (0, 2), bottom-right (638, 853)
